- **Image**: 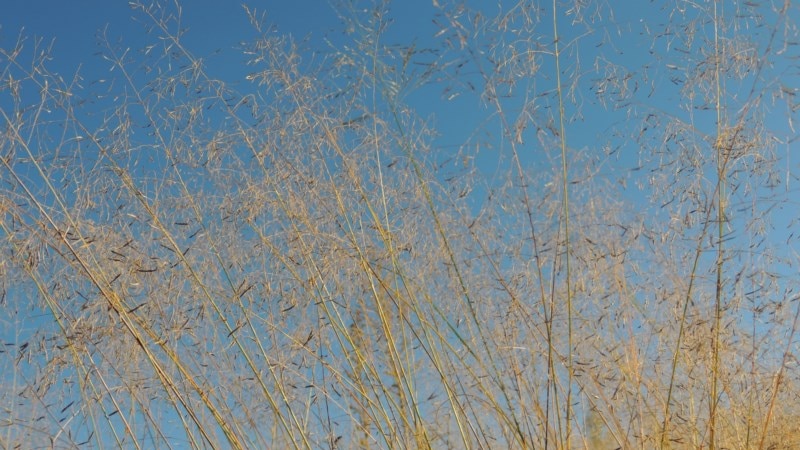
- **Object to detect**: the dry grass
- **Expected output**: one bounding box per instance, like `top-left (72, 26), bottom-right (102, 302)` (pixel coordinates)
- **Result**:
top-left (1, 0), bottom-right (799, 448)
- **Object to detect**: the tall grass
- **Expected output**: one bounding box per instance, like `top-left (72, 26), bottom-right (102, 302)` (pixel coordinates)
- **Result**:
top-left (1, 0), bottom-right (799, 448)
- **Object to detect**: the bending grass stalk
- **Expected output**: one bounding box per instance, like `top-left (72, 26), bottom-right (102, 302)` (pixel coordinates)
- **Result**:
top-left (0, 149), bottom-right (240, 449)
top-left (1, 111), bottom-right (226, 448)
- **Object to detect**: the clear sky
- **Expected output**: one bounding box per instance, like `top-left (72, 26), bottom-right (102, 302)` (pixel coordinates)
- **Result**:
top-left (6, 1), bottom-right (788, 170)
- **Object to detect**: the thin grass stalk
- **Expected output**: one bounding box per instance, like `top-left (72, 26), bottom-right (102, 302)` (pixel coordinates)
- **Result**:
top-left (246, 201), bottom-right (403, 444)
top-left (171, 20), bottom-right (414, 443)
top-left (551, 1), bottom-right (573, 446)
top-left (318, 123), bottom-right (431, 444)
top-left (658, 1), bottom-right (775, 444)
top-left (710, 3), bottom-right (725, 448)
top-left (90, 356), bottom-right (145, 449)
top-left (659, 187), bottom-right (715, 449)
top-left (546, 222), bottom-right (565, 447)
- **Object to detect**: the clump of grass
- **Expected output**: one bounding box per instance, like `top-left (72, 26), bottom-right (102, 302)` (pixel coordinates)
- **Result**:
top-left (1, 0), bottom-right (799, 448)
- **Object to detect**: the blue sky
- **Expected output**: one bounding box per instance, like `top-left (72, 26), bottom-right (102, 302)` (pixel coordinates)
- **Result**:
top-left (4, 0), bottom-right (762, 172)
